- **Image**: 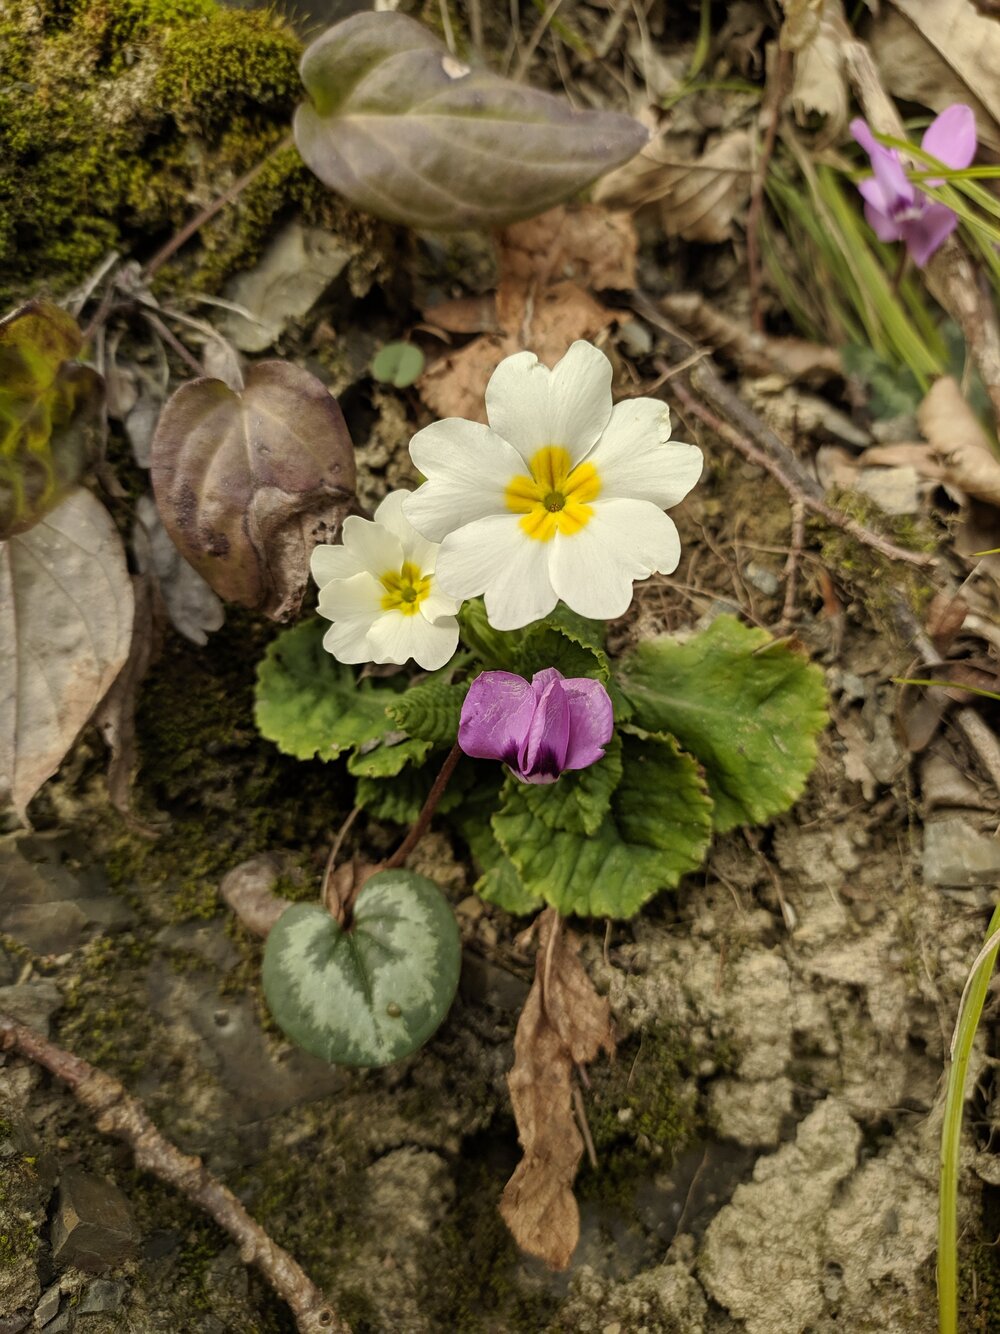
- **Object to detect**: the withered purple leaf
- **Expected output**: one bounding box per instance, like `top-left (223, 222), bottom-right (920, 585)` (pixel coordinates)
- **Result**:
top-left (150, 360), bottom-right (356, 621)
top-left (295, 13), bottom-right (649, 231)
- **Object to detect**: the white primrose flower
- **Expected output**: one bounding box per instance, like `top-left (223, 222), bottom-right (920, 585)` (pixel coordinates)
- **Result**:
top-left (310, 490), bottom-right (460, 670)
top-left (401, 341), bottom-right (703, 630)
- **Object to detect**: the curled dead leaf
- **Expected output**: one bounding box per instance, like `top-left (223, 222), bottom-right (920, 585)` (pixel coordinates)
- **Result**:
top-left (500, 909), bottom-right (614, 1271)
top-left (780, 0), bottom-right (852, 143)
top-left (661, 292), bottom-right (842, 381)
top-left (150, 361), bottom-right (357, 621)
top-left (596, 130), bottom-right (752, 243)
top-left (0, 488), bottom-right (134, 822)
top-left (917, 376), bottom-right (1000, 507)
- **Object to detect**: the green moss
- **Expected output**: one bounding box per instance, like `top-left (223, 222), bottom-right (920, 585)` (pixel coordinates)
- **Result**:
top-left (0, 0), bottom-right (384, 308)
top-left (57, 932), bottom-right (154, 1076)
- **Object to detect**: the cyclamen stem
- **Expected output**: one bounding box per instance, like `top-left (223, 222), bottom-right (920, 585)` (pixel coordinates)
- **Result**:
top-left (383, 742), bottom-right (462, 871)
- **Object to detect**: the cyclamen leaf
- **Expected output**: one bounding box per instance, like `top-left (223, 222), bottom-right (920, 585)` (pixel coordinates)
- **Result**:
top-left (518, 733), bottom-right (623, 837)
top-left (262, 869), bottom-right (461, 1067)
top-left (0, 488), bottom-right (134, 821)
top-left (617, 615), bottom-right (829, 832)
top-left (0, 300), bottom-right (103, 540)
top-left (385, 673), bottom-right (469, 745)
top-left (150, 361), bottom-right (356, 621)
top-left (255, 620), bottom-right (398, 761)
top-left (295, 13), bottom-right (649, 231)
top-left (493, 732), bottom-right (713, 918)
top-left (458, 599), bottom-right (609, 682)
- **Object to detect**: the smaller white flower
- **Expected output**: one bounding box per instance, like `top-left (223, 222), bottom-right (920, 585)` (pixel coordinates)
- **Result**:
top-left (310, 490), bottom-right (460, 670)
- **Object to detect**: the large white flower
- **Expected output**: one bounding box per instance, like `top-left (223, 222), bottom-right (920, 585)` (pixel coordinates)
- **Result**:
top-left (402, 341), bottom-right (703, 630)
top-left (310, 490), bottom-right (460, 670)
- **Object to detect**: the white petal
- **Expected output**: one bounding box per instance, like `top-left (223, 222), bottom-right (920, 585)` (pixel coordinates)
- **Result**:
top-left (340, 514), bottom-right (403, 577)
top-left (322, 618), bottom-right (377, 664)
top-left (434, 515), bottom-right (558, 631)
top-left (367, 610), bottom-right (460, 670)
top-left (548, 500), bottom-right (681, 620)
top-left (420, 584), bottom-right (462, 623)
top-left (310, 543), bottom-right (363, 587)
top-left (485, 341), bottom-right (613, 466)
top-left (372, 490), bottom-right (438, 572)
top-left (587, 399), bottom-right (704, 508)
top-left (316, 570), bottom-right (384, 622)
top-left (405, 419), bottom-right (525, 543)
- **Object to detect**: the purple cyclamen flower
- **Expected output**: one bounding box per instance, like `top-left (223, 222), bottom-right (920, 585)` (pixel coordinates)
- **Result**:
top-left (850, 104), bottom-right (977, 267)
top-left (458, 668), bottom-right (614, 785)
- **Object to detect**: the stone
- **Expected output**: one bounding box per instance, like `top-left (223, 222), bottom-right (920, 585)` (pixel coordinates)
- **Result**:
top-left (79, 1279), bottom-right (126, 1315)
top-left (33, 1283), bottom-right (62, 1326)
top-left (222, 222), bottom-right (352, 352)
top-left (923, 816), bottom-right (1000, 888)
top-left (0, 834), bottom-right (133, 955)
top-left (708, 1076), bottom-right (794, 1147)
top-left (0, 981), bottom-right (63, 1035)
top-left (50, 1168), bottom-right (138, 1273)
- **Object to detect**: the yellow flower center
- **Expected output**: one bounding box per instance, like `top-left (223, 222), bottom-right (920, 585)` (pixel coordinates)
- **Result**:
top-left (380, 561), bottom-right (432, 616)
top-left (504, 445), bottom-right (601, 543)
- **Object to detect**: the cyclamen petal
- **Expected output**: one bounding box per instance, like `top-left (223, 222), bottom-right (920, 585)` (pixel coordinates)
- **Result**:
top-left (458, 668), bottom-right (613, 784)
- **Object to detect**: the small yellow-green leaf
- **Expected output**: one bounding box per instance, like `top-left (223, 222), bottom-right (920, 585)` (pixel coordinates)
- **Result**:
top-left (371, 342), bottom-right (424, 387)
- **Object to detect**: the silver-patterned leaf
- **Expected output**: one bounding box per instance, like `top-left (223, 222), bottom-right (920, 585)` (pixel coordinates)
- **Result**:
top-left (262, 869), bottom-right (461, 1067)
top-left (295, 13), bottom-right (649, 231)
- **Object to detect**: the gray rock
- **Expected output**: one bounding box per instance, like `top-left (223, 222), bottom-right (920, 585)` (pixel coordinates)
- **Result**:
top-left (923, 817), bottom-right (1000, 887)
top-left (51, 1168), bottom-right (139, 1274)
top-left (33, 1283), bottom-right (62, 1326)
top-left (0, 1107), bottom-right (49, 1319)
top-left (79, 1279), bottom-right (126, 1314)
top-left (0, 980), bottom-right (62, 1035)
top-left (0, 834), bottom-right (133, 955)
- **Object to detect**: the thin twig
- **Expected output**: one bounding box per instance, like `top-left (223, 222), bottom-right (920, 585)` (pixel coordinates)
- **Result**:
top-left (142, 310), bottom-right (205, 378)
top-left (747, 46), bottom-right (790, 333)
top-left (0, 1016), bottom-right (348, 1334)
top-left (321, 806), bottom-right (362, 913)
top-left (382, 743), bottom-right (462, 871)
top-left (779, 500), bottom-right (806, 632)
top-left (142, 135), bottom-right (293, 282)
top-left (668, 377), bottom-right (936, 569)
top-left (571, 1082), bottom-right (598, 1170)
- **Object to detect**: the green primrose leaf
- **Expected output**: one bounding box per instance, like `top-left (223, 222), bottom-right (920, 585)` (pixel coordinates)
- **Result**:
top-left (262, 868), bottom-right (461, 1067)
top-left (518, 733), bottom-right (624, 836)
top-left (616, 614), bottom-right (828, 833)
top-left (347, 733), bottom-right (431, 777)
top-left (385, 672), bottom-right (470, 745)
top-left (453, 782), bottom-right (541, 915)
top-left (492, 731), bottom-right (713, 918)
top-left (0, 300), bottom-right (103, 540)
top-left (357, 756), bottom-right (466, 824)
top-left (458, 598), bottom-right (609, 682)
top-left (371, 342), bottom-right (425, 388)
top-left (255, 619), bottom-right (400, 760)
top-left (295, 12), bottom-right (648, 231)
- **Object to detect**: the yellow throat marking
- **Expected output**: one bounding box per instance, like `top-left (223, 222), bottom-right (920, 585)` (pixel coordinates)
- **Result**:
top-left (504, 445), bottom-right (601, 542)
top-left (380, 561), bottom-right (432, 616)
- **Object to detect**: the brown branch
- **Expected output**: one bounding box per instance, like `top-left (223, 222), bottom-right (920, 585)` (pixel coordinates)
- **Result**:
top-left (383, 742), bottom-right (462, 871)
top-left (747, 46), bottom-right (791, 333)
top-left (842, 41), bottom-right (1000, 429)
top-left (667, 377), bottom-right (936, 569)
top-left (780, 499), bottom-right (806, 633)
top-left (0, 1016), bottom-right (348, 1334)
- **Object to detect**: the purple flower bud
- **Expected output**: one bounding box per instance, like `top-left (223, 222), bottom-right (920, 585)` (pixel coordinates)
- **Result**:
top-left (850, 105), bottom-right (976, 268)
top-left (458, 667), bottom-right (614, 785)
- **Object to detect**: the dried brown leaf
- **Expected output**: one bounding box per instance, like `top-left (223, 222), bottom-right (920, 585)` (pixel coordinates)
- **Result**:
top-left (0, 488), bottom-right (134, 822)
top-left (596, 131), bottom-right (752, 243)
top-left (925, 590), bottom-right (969, 652)
top-left (661, 292), bottom-right (842, 381)
top-left (780, 0), bottom-right (852, 142)
top-left (918, 376), bottom-right (1000, 507)
top-left (871, 8), bottom-right (1000, 152)
top-left (881, 0), bottom-right (1000, 143)
top-left (500, 909), bottom-right (613, 1271)
top-left (150, 361), bottom-right (356, 621)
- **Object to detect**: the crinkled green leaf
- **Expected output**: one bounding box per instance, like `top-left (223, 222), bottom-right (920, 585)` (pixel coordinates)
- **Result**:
top-left (255, 619), bottom-right (398, 760)
top-left (262, 868), bottom-right (461, 1067)
top-left (385, 672), bottom-right (469, 745)
top-left (493, 731), bottom-right (713, 918)
top-left (347, 732), bottom-right (431, 777)
top-left (295, 13), bottom-right (648, 231)
top-left (459, 598), bottom-right (609, 682)
top-left (0, 300), bottom-right (103, 540)
top-left (357, 756), bottom-right (465, 824)
top-left (616, 614), bottom-right (829, 832)
top-left (453, 782), bottom-right (541, 916)
top-left (518, 733), bottom-right (623, 836)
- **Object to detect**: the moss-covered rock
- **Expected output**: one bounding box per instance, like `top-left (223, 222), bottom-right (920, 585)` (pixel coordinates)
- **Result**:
top-left (0, 0), bottom-right (390, 308)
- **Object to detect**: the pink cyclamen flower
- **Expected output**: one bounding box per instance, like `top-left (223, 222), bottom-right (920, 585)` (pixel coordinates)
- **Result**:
top-left (850, 104), bottom-right (976, 267)
top-left (458, 668), bottom-right (613, 785)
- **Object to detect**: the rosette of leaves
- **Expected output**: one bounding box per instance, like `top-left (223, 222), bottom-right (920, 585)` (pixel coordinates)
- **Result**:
top-left (294, 12), bottom-right (649, 230)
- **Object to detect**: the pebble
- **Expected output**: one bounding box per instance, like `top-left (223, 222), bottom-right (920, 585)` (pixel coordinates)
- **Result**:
top-left (923, 817), bottom-right (1000, 888)
top-left (51, 1168), bottom-right (139, 1274)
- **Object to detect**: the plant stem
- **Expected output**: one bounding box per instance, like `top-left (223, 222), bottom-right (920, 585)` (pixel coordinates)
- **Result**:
top-left (384, 743), bottom-right (462, 871)
top-left (938, 903), bottom-right (1000, 1334)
